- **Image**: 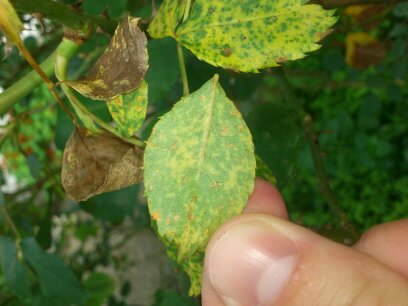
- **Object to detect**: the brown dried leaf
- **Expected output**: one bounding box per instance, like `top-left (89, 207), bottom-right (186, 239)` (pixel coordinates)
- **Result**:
top-left (62, 129), bottom-right (143, 201)
top-left (65, 16), bottom-right (148, 100)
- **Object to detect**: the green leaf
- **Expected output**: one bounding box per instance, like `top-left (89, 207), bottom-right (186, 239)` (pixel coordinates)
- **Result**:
top-left (176, 0), bottom-right (337, 72)
top-left (148, 0), bottom-right (186, 38)
top-left (107, 81), bottom-right (148, 137)
top-left (65, 16), bottom-right (148, 100)
top-left (256, 155), bottom-right (277, 186)
top-left (83, 272), bottom-right (115, 306)
top-left (0, 236), bottom-right (32, 303)
top-left (20, 237), bottom-right (87, 306)
top-left (144, 75), bottom-right (256, 290)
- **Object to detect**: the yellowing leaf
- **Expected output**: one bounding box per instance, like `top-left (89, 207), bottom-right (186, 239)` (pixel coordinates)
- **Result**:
top-left (345, 32), bottom-right (385, 69)
top-left (144, 75), bottom-right (256, 289)
top-left (176, 0), bottom-right (337, 72)
top-left (62, 129), bottom-right (143, 201)
top-left (65, 16), bottom-right (148, 100)
top-left (344, 5), bottom-right (372, 17)
top-left (0, 0), bottom-right (23, 44)
top-left (148, 0), bottom-right (186, 38)
top-left (107, 81), bottom-right (148, 137)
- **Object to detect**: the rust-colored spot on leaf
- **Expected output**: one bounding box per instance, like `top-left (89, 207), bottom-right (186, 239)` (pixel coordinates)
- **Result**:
top-left (222, 47), bottom-right (232, 57)
top-left (276, 57), bottom-right (288, 64)
top-left (65, 16), bottom-right (148, 100)
top-left (61, 128), bottom-right (143, 201)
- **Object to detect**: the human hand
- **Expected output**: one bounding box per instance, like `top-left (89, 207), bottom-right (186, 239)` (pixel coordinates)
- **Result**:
top-left (202, 178), bottom-right (408, 306)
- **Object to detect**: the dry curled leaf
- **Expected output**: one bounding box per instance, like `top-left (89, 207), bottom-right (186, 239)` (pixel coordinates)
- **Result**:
top-left (65, 16), bottom-right (148, 100)
top-left (62, 129), bottom-right (143, 201)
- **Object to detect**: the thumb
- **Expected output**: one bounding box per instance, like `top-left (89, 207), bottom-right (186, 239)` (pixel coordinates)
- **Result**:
top-left (202, 214), bottom-right (408, 306)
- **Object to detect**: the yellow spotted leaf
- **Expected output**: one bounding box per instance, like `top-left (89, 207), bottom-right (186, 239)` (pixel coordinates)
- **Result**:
top-left (107, 81), bottom-right (148, 137)
top-left (176, 0), bottom-right (337, 72)
top-left (0, 0), bottom-right (23, 44)
top-left (144, 75), bottom-right (256, 294)
top-left (148, 0), bottom-right (186, 38)
top-left (65, 16), bottom-right (148, 100)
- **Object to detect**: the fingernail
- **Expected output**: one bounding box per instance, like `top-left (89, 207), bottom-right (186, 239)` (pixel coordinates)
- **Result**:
top-left (207, 222), bottom-right (298, 306)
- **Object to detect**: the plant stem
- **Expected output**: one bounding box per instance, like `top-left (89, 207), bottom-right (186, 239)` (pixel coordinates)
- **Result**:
top-left (182, 0), bottom-right (192, 23)
top-left (276, 68), bottom-right (359, 241)
top-left (0, 39), bottom-right (78, 116)
top-left (177, 0), bottom-right (193, 96)
top-left (10, 0), bottom-right (117, 34)
top-left (177, 43), bottom-right (189, 96)
top-left (304, 115), bottom-right (359, 241)
top-left (55, 39), bottom-right (146, 148)
top-left (0, 205), bottom-right (21, 243)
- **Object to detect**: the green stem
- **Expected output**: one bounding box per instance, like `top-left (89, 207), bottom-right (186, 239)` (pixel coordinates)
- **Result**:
top-left (0, 205), bottom-right (21, 243)
top-left (0, 40), bottom-right (78, 116)
top-left (177, 43), bottom-right (190, 96)
top-left (55, 39), bottom-right (146, 148)
top-left (177, 0), bottom-right (193, 96)
top-left (182, 0), bottom-right (192, 23)
top-left (10, 0), bottom-right (117, 34)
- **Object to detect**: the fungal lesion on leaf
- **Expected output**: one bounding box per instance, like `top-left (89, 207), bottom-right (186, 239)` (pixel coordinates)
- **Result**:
top-left (222, 47), bottom-right (232, 57)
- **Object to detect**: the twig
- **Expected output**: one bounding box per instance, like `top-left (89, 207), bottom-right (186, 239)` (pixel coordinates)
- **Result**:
top-left (0, 205), bottom-right (21, 243)
top-left (304, 115), bottom-right (359, 241)
top-left (276, 68), bottom-right (359, 241)
top-left (176, 0), bottom-right (193, 96)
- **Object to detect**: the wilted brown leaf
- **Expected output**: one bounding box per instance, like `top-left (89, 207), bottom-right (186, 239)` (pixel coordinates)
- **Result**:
top-left (62, 129), bottom-right (143, 201)
top-left (65, 16), bottom-right (148, 100)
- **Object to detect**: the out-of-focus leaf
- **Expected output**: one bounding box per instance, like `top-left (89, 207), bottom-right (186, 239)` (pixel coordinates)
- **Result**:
top-left (0, 0), bottom-right (23, 44)
top-left (21, 237), bottom-right (86, 306)
top-left (80, 185), bottom-right (142, 224)
top-left (35, 199), bottom-right (52, 249)
top-left (107, 81), bottom-right (148, 137)
top-left (148, 0), bottom-right (186, 38)
top-left (61, 129), bottom-right (143, 201)
top-left (0, 236), bottom-right (32, 303)
top-left (393, 2), bottom-right (408, 17)
top-left (83, 272), bottom-right (115, 306)
top-left (65, 16), bottom-right (148, 100)
top-left (345, 32), bottom-right (386, 69)
top-left (144, 75), bottom-right (255, 295)
top-left (247, 101), bottom-right (304, 189)
top-left (145, 38), bottom-right (180, 106)
top-left (176, 0), bottom-right (337, 72)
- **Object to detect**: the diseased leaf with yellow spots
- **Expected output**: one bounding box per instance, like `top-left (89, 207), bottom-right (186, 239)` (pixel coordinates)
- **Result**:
top-left (148, 0), bottom-right (186, 38)
top-left (107, 81), bottom-right (148, 137)
top-left (144, 75), bottom-right (256, 294)
top-left (65, 16), bottom-right (148, 100)
top-left (0, 0), bottom-right (23, 45)
top-left (62, 128), bottom-right (143, 201)
top-left (176, 0), bottom-right (337, 72)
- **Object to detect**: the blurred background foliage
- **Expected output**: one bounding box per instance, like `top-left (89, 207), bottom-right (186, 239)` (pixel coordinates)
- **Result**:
top-left (0, 0), bottom-right (407, 305)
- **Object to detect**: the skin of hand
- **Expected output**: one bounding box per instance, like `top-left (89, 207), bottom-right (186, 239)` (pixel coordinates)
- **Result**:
top-left (202, 178), bottom-right (408, 306)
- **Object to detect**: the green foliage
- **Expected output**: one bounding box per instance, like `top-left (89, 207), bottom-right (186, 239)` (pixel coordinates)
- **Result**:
top-left (0, 236), bottom-right (32, 304)
top-left (83, 272), bottom-right (115, 306)
top-left (0, 0), bottom-right (407, 304)
top-left (176, 0), bottom-right (337, 71)
top-left (21, 237), bottom-right (87, 305)
top-left (107, 81), bottom-right (148, 137)
top-left (144, 75), bottom-right (256, 293)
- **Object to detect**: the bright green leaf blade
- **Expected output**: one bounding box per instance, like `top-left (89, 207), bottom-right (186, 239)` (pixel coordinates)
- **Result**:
top-left (148, 0), bottom-right (186, 38)
top-left (83, 272), bottom-right (115, 306)
top-left (0, 236), bottom-right (32, 303)
top-left (107, 81), bottom-right (148, 137)
top-left (144, 74), bottom-right (255, 261)
top-left (177, 0), bottom-right (337, 72)
top-left (21, 237), bottom-right (87, 306)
